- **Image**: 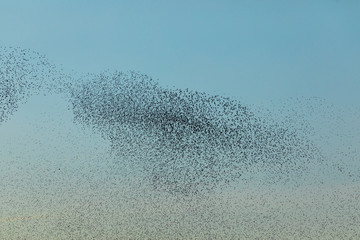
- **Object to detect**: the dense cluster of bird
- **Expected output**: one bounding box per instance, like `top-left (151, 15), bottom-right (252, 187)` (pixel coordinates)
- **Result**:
top-left (0, 47), bottom-right (324, 195)
top-left (69, 71), bottom-right (322, 195)
top-left (0, 47), bottom-right (68, 123)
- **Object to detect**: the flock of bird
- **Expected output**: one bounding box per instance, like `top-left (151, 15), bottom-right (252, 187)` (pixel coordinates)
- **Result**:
top-left (69, 71), bottom-right (322, 195)
top-left (0, 46), bottom-right (67, 123)
top-left (1, 46), bottom-right (359, 238)
top-left (1, 46), bottom-right (323, 196)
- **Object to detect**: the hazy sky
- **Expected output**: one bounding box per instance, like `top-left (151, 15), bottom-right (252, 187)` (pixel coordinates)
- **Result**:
top-left (1, 0), bottom-right (360, 104)
top-left (1, 3), bottom-right (360, 238)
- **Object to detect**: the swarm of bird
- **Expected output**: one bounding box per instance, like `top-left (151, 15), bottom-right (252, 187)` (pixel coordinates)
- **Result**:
top-left (1, 47), bottom-right (323, 196)
top-left (68, 71), bottom-right (322, 195)
top-left (0, 47), bottom-right (67, 123)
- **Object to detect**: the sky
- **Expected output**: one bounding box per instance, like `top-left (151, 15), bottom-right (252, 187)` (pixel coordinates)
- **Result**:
top-left (1, 0), bottom-right (360, 105)
top-left (1, 2), bottom-right (360, 238)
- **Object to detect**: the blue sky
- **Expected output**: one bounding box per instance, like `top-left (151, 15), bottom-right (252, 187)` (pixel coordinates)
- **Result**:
top-left (1, 0), bottom-right (360, 105)
top-left (1, 3), bottom-right (360, 236)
